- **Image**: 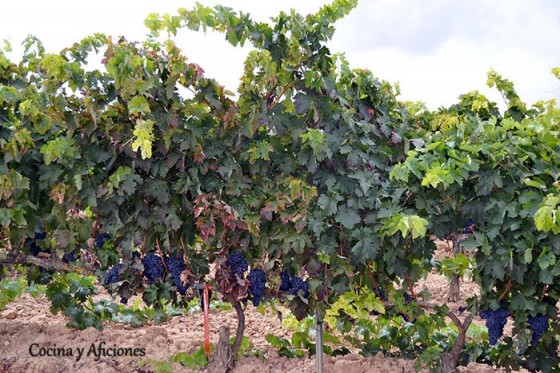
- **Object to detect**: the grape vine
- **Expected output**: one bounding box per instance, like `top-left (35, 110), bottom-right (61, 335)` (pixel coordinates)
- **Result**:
top-left (0, 1), bottom-right (558, 371)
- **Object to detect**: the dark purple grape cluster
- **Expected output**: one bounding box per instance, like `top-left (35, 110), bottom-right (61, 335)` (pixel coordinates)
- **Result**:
top-left (279, 270), bottom-right (293, 292)
top-left (142, 253), bottom-right (165, 284)
top-left (479, 308), bottom-right (508, 345)
top-left (403, 292), bottom-right (414, 304)
top-left (166, 256), bottom-right (187, 295)
top-left (543, 296), bottom-right (555, 306)
top-left (247, 269), bottom-right (266, 306)
top-left (395, 292), bottom-right (416, 322)
top-left (104, 264), bottom-right (122, 285)
top-left (528, 314), bottom-right (549, 346)
top-left (95, 233), bottom-right (111, 248)
top-left (63, 250), bottom-right (77, 262)
top-left (226, 252), bottom-right (248, 275)
top-left (30, 232), bottom-right (48, 256)
top-left (279, 270), bottom-right (309, 297)
top-left (463, 218), bottom-right (474, 234)
top-left (374, 286), bottom-right (386, 300)
top-left (289, 277), bottom-right (310, 297)
top-left (35, 232), bottom-right (47, 240)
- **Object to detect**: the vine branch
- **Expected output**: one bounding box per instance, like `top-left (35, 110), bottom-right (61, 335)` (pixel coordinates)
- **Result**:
top-left (0, 252), bottom-right (95, 274)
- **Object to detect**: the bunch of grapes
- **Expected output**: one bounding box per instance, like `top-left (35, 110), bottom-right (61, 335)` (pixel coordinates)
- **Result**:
top-left (403, 292), bottom-right (414, 304)
top-left (289, 277), bottom-right (310, 297)
top-left (142, 253), bottom-right (165, 284)
top-left (373, 286), bottom-right (386, 301)
top-left (479, 308), bottom-right (509, 345)
top-left (104, 264), bottom-right (122, 286)
top-left (166, 256), bottom-right (187, 295)
top-left (463, 218), bottom-right (474, 234)
top-left (391, 291), bottom-right (416, 322)
top-left (30, 232), bottom-right (48, 256)
top-left (226, 252), bottom-right (248, 275)
top-left (279, 270), bottom-right (293, 292)
top-left (279, 270), bottom-right (309, 297)
top-left (247, 269), bottom-right (266, 306)
top-left (528, 314), bottom-right (549, 346)
top-left (63, 250), bottom-right (77, 263)
top-left (95, 233), bottom-right (111, 248)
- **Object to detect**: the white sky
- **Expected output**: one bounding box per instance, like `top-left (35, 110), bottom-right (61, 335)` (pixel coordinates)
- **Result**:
top-left (1, 0), bottom-right (559, 110)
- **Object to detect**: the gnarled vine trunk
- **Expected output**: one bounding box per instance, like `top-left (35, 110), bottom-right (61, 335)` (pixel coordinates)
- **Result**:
top-left (447, 236), bottom-right (464, 302)
top-left (209, 326), bottom-right (233, 373)
top-left (447, 275), bottom-right (461, 302)
top-left (209, 297), bottom-right (245, 373)
top-left (441, 312), bottom-right (474, 373)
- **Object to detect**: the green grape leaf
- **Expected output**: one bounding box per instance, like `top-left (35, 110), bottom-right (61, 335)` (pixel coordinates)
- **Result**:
top-left (335, 205), bottom-right (361, 229)
top-left (128, 96), bottom-right (151, 115)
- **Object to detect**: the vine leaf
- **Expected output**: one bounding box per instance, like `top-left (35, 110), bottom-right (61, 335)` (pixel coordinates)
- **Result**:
top-left (335, 205), bottom-right (361, 229)
top-left (128, 96), bottom-right (151, 115)
top-left (132, 119), bottom-right (155, 159)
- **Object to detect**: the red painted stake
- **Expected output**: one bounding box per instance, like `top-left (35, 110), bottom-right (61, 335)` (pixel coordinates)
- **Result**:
top-left (203, 284), bottom-right (211, 357)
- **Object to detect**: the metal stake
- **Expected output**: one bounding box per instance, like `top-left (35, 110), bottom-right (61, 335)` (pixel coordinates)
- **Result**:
top-left (316, 313), bottom-right (324, 373)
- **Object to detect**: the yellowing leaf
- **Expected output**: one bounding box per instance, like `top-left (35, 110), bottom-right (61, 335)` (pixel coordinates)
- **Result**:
top-left (131, 119), bottom-right (155, 159)
top-left (421, 165), bottom-right (452, 188)
top-left (40, 54), bottom-right (67, 79)
top-left (384, 214), bottom-right (428, 239)
top-left (397, 215), bottom-right (428, 239)
top-left (244, 214), bottom-right (261, 237)
top-left (534, 194), bottom-right (560, 234)
top-left (523, 177), bottom-right (547, 190)
top-left (144, 13), bottom-right (164, 34)
top-left (40, 137), bottom-right (78, 165)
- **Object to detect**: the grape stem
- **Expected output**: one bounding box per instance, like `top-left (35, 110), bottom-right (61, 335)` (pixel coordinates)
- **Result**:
top-left (366, 264), bottom-right (382, 299)
top-left (179, 236), bottom-right (189, 261)
top-left (497, 279), bottom-right (511, 302)
top-left (540, 284), bottom-right (548, 300)
top-left (404, 272), bottom-right (416, 297)
top-left (266, 81), bottom-right (294, 111)
top-left (0, 252), bottom-right (94, 274)
top-left (155, 238), bottom-right (169, 272)
top-left (141, 231), bottom-right (147, 256)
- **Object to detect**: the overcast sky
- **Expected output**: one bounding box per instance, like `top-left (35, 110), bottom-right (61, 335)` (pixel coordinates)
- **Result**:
top-left (1, 0), bottom-right (559, 110)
